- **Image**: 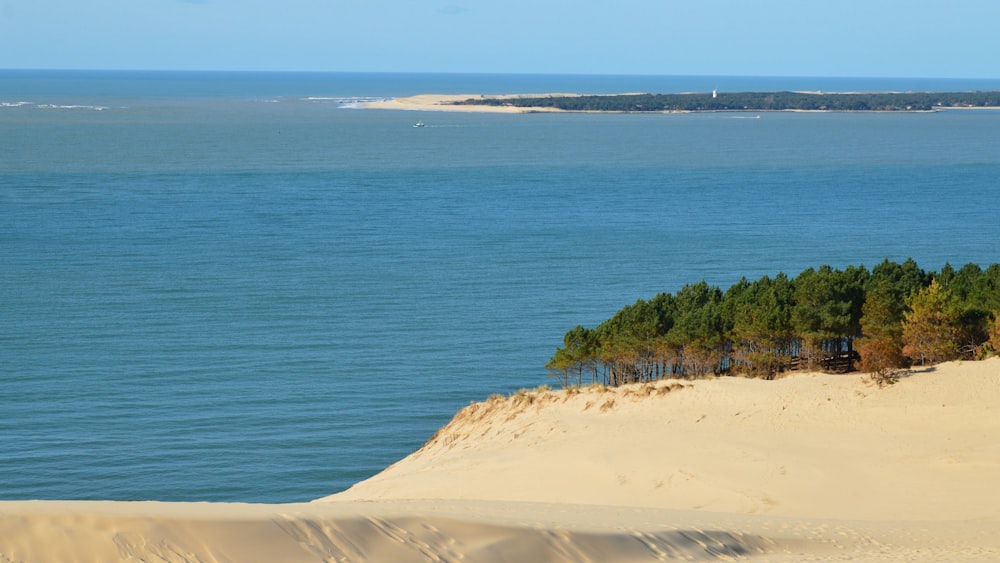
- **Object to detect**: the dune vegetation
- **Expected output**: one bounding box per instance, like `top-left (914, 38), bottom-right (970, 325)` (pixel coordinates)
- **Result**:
top-left (548, 259), bottom-right (1000, 386)
top-left (454, 90), bottom-right (1000, 112)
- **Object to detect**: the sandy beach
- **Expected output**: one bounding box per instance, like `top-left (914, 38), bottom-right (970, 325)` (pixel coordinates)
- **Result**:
top-left (3, 358), bottom-right (1000, 561)
top-left (363, 93), bottom-right (576, 113)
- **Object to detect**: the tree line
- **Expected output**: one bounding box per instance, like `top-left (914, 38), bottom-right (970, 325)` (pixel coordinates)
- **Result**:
top-left (546, 259), bottom-right (1000, 387)
top-left (455, 91), bottom-right (1000, 112)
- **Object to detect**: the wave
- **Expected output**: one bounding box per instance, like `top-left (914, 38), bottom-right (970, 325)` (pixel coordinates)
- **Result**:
top-left (36, 104), bottom-right (109, 111)
top-left (304, 96), bottom-right (392, 108)
top-left (1, 101), bottom-right (108, 111)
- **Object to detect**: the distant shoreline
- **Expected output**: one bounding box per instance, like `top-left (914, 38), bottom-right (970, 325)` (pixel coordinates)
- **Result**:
top-left (363, 91), bottom-right (1000, 114)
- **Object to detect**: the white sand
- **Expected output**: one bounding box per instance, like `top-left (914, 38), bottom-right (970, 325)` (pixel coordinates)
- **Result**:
top-left (363, 93), bottom-right (576, 113)
top-left (3, 358), bottom-right (1000, 561)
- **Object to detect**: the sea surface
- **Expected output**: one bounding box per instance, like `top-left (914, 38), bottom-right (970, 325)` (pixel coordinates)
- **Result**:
top-left (2, 71), bottom-right (999, 503)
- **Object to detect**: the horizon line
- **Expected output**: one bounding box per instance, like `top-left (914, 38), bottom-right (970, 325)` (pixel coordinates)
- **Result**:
top-left (1, 68), bottom-right (998, 82)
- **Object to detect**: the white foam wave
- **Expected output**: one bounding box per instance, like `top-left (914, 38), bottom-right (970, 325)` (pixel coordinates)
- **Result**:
top-left (304, 96), bottom-right (392, 108)
top-left (1, 101), bottom-right (33, 108)
top-left (35, 104), bottom-right (108, 111)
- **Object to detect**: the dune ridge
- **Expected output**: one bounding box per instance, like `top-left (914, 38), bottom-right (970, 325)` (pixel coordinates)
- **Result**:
top-left (330, 359), bottom-right (1000, 521)
top-left (3, 359), bottom-right (1000, 561)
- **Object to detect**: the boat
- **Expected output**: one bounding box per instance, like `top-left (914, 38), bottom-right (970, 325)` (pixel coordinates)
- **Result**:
top-left (413, 121), bottom-right (425, 128)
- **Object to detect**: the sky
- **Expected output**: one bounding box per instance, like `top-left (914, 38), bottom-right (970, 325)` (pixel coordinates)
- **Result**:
top-left (1, 0), bottom-right (998, 77)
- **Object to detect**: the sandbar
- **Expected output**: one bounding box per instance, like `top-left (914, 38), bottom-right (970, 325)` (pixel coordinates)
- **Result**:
top-left (363, 93), bottom-right (576, 113)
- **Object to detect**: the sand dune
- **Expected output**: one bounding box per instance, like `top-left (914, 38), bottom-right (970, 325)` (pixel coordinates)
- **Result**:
top-left (3, 358), bottom-right (1000, 561)
top-left (1, 500), bottom-right (789, 562)
top-left (331, 359), bottom-right (1000, 521)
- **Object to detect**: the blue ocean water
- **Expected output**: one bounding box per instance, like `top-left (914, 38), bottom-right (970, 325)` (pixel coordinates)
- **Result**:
top-left (2, 71), bottom-right (999, 503)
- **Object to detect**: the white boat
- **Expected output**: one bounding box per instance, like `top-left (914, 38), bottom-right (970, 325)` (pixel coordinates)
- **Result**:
top-left (413, 121), bottom-right (425, 128)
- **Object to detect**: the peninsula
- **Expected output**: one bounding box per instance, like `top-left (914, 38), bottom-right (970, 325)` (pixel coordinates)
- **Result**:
top-left (364, 90), bottom-right (1000, 113)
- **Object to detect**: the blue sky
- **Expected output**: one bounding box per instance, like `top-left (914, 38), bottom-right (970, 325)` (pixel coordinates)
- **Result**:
top-left (1, 0), bottom-right (997, 77)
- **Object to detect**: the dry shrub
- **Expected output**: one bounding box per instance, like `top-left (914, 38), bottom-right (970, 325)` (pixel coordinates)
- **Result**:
top-left (618, 381), bottom-right (692, 401)
top-left (586, 383), bottom-right (610, 393)
top-left (504, 385), bottom-right (562, 420)
top-left (622, 382), bottom-right (654, 400)
top-left (663, 382), bottom-right (689, 394)
top-left (422, 385), bottom-right (561, 449)
top-left (509, 388), bottom-right (534, 408)
top-left (599, 397), bottom-right (616, 412)
top-left (451, 402), bottom-right (482, 425)
top-left (858, 335), bottom-right (906, 387)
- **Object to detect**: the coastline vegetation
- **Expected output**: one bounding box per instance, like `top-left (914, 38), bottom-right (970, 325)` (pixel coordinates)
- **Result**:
top-left (547, 259), bottom-right (1000, 387)
top-left (455, 91), bottom-right (1000, 112)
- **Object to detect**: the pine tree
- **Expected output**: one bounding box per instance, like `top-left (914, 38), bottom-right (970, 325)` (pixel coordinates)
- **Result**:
top-left (901, 280), bottom-right (959, 365)
top-left (858, 279), bottom-right (905, 382)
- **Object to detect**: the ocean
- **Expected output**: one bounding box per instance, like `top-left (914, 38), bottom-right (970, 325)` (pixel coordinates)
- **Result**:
top-left (2, 71), bottom-right (999, 503)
